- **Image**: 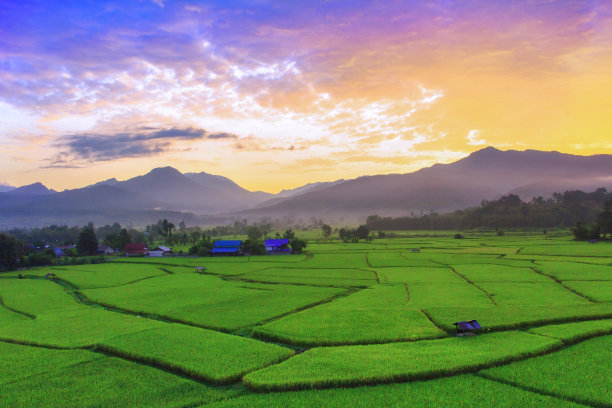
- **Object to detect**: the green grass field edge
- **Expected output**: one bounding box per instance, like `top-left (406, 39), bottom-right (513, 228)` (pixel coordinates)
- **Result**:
top-left (250, 326), bottom-right (448, 348)
top-left (243, 338), bottom-right (564, 392)
top-left (527, 320), bottom-right (612, 345)
top-left (92, 344), bottom-right (294, 385)
top-left (428, 311), bottom-right (612, 333)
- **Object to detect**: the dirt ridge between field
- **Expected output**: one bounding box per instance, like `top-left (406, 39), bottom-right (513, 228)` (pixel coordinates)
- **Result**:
top-left (445, 265), bottom-right (497, 305)
top-left (0, 295), bottom-right (36, 319)
top-left (529, 266), bottom-right (599, 303)
top-left (474, 373), bottom-right (606, 408)
top-left (242, 331), bottom-right (612, 392)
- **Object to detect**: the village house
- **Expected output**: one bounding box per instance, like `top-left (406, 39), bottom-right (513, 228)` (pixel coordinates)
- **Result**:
top-left (211, 240), bottom-right (242, 256)
top-left (125, 243), bottom-right (147, 257)
top-left (264, 239), bottom-right (291, 254)
top-left (149, 246), bottom-right (172, 257)
top-left (96, 245), bottom-right (116, 255)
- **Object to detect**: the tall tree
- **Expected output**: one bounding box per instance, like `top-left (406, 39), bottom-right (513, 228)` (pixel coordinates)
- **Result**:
top-left (76, 226), bottom-right (98, 256)
top-left (0, 232), bottom-right (21, 270)
top-left (356, 225), bottom-right (370, 239)
top-left (247, 226), bottom-right (263, 241)
top-left (321, 224), bottom-right (332, 239)
top-left (598, 199), bottom-right (612, 238)
top-left (290, 238), bottom-right (307, 254)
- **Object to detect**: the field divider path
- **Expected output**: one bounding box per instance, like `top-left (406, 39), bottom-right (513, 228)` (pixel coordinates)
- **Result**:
top-left (242, 331), bottom-right (612, 392)
top-left (365, 253), bottom-right (372, 267)
top-left (247, 287), bottom-right (364, 335)
top-left (109, 260), bottom-right (195, 269)
top-left (529, 266), bottom-right (599, 303)
top-left (30, 276), bottom-right (302, 350)
top-left (0, 337), bottom-right (81, 350)
top-left (70, 273), bottom-right (171, 291)
top-left (0, 295), bottom-right (36, 319)
top-left (443, 265), bottom-right (497, 305)
top-left (474, 373), bottom-right (604, 408)
top-left (1, 277), bottom-right (308, 388)
top-left (90, 344), bottom-right (293, 386)
top-left (0, 353), bottom-right (108, 388)
top-left (226, 276), bottom-right (363, 289)
top-left (38, 275), bottom-right (389, 356)
top-left (419, 309), bottom-right (449, 333)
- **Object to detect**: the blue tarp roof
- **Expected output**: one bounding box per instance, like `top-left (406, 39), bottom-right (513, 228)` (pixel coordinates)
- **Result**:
top-left (453, 320), bottom-right (482, 330)
top-left (265, 239), bottom-right (289, 246)
top-left (213, 240), bottom-right (242, 248)
top-left (211, 247), bottom-right (240, 253)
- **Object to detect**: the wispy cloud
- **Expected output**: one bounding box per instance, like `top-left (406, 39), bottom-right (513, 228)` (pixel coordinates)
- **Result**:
top-left (0, 1), bottom-right (611, 191)
top-left (467, 130), bottom-right (486, 146)
top-left (51, 127), bottom-right (238, 163)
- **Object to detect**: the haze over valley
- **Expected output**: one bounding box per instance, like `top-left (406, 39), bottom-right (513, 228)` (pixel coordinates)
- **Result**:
top-left (1, 147), bottom-right (611, 228)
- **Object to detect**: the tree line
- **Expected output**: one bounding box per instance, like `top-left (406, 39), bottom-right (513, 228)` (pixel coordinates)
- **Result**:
top-left (365, 188), bottom-right (612, 237)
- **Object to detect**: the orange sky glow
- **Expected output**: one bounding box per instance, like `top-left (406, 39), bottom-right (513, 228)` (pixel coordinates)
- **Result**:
top-left (1, 1), bottom-right (611, 193)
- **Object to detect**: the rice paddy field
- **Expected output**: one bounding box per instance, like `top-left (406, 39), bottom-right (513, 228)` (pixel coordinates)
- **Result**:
top-left (1, 233), bottom-right (610, 407)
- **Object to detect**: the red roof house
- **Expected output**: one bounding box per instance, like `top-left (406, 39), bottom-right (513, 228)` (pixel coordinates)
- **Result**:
top-left (125, 243), bottom-right (147, 257)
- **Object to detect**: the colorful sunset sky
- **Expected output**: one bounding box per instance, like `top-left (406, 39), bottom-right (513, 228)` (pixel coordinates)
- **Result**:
top-left (1, 1), bottom-right (611, 193)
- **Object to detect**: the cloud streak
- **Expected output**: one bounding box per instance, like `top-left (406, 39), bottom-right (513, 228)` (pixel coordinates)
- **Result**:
top-left (0, 1), bottom-right (611, 191)
top-left (52, 127), bottom-right (237, 163)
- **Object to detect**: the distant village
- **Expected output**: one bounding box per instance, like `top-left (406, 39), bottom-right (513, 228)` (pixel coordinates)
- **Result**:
top-left (45, 238), bottom-right (293, 258)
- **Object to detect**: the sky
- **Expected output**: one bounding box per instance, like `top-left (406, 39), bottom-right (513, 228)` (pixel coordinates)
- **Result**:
top-left (1, 0), bottom-right (611, 193)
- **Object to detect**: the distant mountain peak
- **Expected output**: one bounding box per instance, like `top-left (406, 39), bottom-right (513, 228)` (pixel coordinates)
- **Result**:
top-left (6, 182), bottom-right (56, 196)
top-left (0, 183), bottom-right (15, 193)
top-left (147, 166), bottom-right (182, 176)
top-left (468, 146), bottom-right (502, 156)
top-left (87, 178), bottom-right (119, 188)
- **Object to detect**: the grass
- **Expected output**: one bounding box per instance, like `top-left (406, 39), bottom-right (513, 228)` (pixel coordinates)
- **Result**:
top-left (422, 252), bottom-right (502, 265)
top-left (203, 261), bottom-right (281, 276)
top-left (476, 282), bottom-right (592, 305)
top-left (452, 264), bottom-right (550, 282)
top-left (0, 300), bottom-right (32, 327)
top-left (49, 263), bottom-right (169, 289)
top-left (301, 253), bottom-right (370, 268)
top-left (0, 278), bottom-right (84, 315)
top-left (426, 304), bottom-right (612, 332)
top-left (243, 331), bottom-right (561, 391)
top-left (97, 325), bottom-right (293, 383)
top-left (528, 319), bottom-right (612, 343)
top-left (0, 309), bottom-right (161, 348)
top-left (408, 282), bottom-right (493, 307)
top-left (534, 261), bottom-right (612, 281)
top-left (366, 252), bottom-right (440, 267)
top-left (520, 243), bottom-right (612, 257)
top-left (376, 266), bottom-right (464, 283)
top-left (1, 344), bottom-right (235, 407)
top-left (0, 277), bottom-right (162, 347)
top-left (2, 234), bottom-right (611, 406)
top-left (0, 341), bottom-right (99, 385)
top-left (253, 284), bottom-right (445, 346)
top-left (242, 267), bottom-right (377, 287)
top-left (559, 280), bottom-right (612, 301)
top-left (82, 274), bottom-right (346, 331)
top-left (208, 374), bottom-right (582, 408)
top-left (480, 335), bottom-right (612, 407)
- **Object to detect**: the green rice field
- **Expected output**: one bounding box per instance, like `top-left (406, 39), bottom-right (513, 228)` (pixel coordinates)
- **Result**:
top-left (1, 233), bottom-right (610, 407)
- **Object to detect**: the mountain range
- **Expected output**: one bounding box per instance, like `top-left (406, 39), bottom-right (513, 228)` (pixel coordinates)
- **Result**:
top-left (1, 147), bottom-right (611, 229)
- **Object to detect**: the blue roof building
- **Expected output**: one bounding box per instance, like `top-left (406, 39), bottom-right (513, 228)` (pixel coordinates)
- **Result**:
top-left (265, 239), bottom-right (291, 254)
top-left (211, 240), bottom-right (242, 256)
